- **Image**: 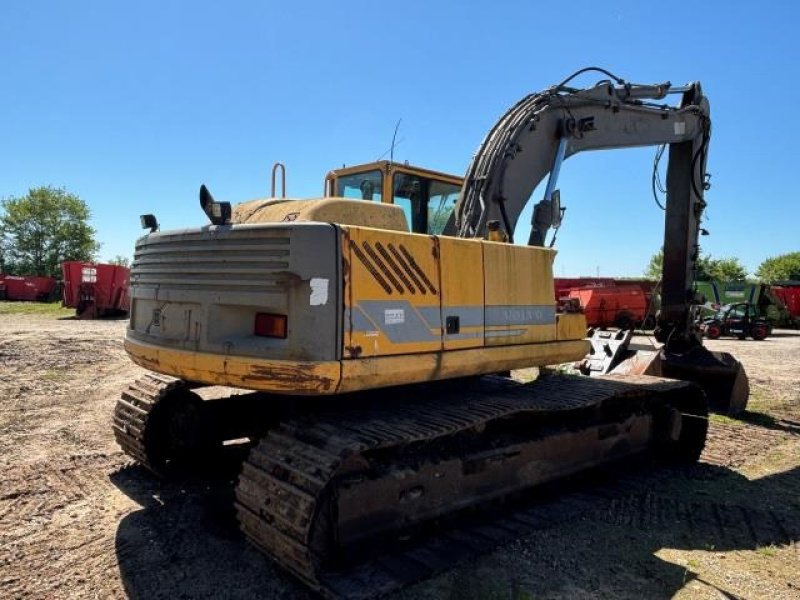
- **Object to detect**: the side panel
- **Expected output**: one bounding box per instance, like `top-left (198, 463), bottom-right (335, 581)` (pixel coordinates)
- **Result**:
top-left (482, 242), bottom-right (557, 346)
top-left (344, 226), bottom-right (442, 358)
top-left (438, 237), bottom-right (484, 350)
top-left (556, 313), bottom-right (587, 341)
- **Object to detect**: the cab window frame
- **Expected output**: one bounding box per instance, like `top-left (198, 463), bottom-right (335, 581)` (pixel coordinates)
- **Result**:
top-left (335, 169), bottom-right (384, 202)
top-left (391, 169), bottom-right (460, 235)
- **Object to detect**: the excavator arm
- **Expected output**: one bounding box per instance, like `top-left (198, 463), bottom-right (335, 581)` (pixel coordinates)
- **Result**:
top-left (452, 72), bottom-right (711, 350)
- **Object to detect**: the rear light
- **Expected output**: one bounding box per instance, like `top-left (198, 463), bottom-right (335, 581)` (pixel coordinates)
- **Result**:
top-left (254, 313), bottom-right (287, 338)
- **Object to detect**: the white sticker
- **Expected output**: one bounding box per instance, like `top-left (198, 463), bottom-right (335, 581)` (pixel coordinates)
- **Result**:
top-left (674, 121), bottom-right (686, 135)
top-left (384, 309), bottom-right (405, 325)
top-left (309, 278), bottom-right (329, 306)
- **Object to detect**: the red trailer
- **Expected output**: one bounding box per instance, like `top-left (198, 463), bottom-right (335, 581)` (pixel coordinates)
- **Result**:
top-left (567, 285), bottom-right (650, 329)
top-left (771, 282), bottom-right (800, 321)
top-left (61, 261), bottom-right (130, 318)
top-left (614, 278), bottom-right (659, 308)
top-left (0, 274), bottom-right (58, 301)
top-left (554, 277), bottom-right (658, 329)
top-left (553, 277), bottom-right (616, 300)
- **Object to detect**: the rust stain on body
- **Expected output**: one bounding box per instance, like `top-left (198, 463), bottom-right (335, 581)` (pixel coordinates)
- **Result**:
top-left (246, 365), bottom-right (335, 392)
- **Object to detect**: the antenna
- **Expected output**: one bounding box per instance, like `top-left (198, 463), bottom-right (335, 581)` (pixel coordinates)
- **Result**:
top-left (390, 118), bottom-right (401, 163)
top-left (375, 119), bottom-right (405, 161)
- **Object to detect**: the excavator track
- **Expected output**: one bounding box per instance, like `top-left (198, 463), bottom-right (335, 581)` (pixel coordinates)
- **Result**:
top-left (234, 373), bottom-right (707, 598)
top-left (113, 373), bottom-right (204, 477)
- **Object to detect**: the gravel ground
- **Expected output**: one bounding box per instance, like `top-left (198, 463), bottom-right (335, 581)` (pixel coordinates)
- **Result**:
top-left (0, 307), bottom-right (798, 599)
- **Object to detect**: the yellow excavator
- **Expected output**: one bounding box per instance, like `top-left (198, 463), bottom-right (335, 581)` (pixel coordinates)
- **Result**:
top-left (115, 68), bottom-right (747, 596)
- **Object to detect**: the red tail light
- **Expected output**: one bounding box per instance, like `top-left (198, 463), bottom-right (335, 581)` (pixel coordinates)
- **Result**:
top-left (254, 313), bottom-right (287, 338)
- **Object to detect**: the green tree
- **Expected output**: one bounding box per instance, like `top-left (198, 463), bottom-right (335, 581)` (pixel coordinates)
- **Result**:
top-left (756, 251), bottom-right (800, 282)
top-left (644, 249), bottom-right (747, 281)
top-left (0, 186), bottom-right (99, 277)
top-left (704, 257), bottom-right (747, 282)
top-left (644, 249), bottom-right (664, 279)
top-left (109, 255), bottom-right (130, 268)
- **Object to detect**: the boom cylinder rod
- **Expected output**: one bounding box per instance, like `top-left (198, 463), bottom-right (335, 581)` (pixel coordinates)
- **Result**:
top-left (543, 135), bottom-right (568, 203)
top-left (526, 135), bottom-right (567, 246)
top-left (666, 85), bottom-right (692, 94)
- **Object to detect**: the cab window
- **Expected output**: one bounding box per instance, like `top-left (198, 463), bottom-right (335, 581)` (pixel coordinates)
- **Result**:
top-left (728, 305), bottom-right (746, 319)
top-left (392, 173), bottom-right (460, 234)
top-left (392, 173), bottom-right (425, 233)
top-left (428, 180), bottom-right (460, 235)
top-left (336, 170), bottom-right (383, 201)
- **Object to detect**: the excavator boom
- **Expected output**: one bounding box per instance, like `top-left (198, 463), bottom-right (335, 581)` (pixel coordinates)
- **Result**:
top-left (450, 69), bottom-right (746, 413)
top-left (453, 73), bottom-right (710, 349)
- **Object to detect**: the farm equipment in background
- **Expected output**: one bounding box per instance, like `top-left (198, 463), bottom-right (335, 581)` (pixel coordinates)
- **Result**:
top-left (695, 280), bottom-right (793, 327)
top-left (699, 302), bottom-right (772, 340)
top-left (561, 284), bottom-right (653, 330)
top-left (562, 278), bottom-right (795, 332)
top-left (0, 274), bottom-right (58, 302)
top-left (553, 277), bottom-right (616, 296)
top-left (61, 261), bottom-right (130, 319)
top-left (553, 278), bottom-right (659, 330)
top-left (770, 281), bottom-right (800, 327)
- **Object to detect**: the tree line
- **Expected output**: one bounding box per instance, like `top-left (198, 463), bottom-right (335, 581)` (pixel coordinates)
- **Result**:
top-left (644, 249), bottom-right (800, 283)
top-left (0, 187), bottom-right (129, 278)
top-left (1, 186), bottom-right (798, 282)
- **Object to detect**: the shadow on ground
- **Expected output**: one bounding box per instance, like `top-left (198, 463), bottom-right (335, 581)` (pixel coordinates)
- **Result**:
top-left (111, 465), bottom-right (313, 599)
top-left (448, 462), bottom-right (798, 600)
top-left (112, 443), bottom-right (800, 600)
top-left (57, 314), bottom-right (129, 321)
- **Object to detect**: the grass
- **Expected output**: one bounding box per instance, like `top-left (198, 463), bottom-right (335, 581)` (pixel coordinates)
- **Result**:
top-left (710, 409), bottom-right (786, 432)
top-left (745, 388), bottom-right (771, 412)
top-left (42, 369), bottom-right (70, 381)
top-left (709, 413), bottom-right (743, 427)
top-left (0, 300), bottom-right (74, 318)
top-left (755, 546), bottom-right (778, 557)
top-left (708, 387), bottom-right (788, 431)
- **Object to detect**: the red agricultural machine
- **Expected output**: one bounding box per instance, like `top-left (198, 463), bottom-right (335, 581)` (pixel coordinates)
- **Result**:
top-left (565, 284), bottom-right (653, 329)
top-left (771, 281), bottom-right (800, 326)
top-left (554, 277), bottom-right (658, 329)
top-left (61, 261), bottom-right (130, 318)
top-left (0, 274), bottom-right (58, 301)
top-left (553, 277), bottom-right (617, 297)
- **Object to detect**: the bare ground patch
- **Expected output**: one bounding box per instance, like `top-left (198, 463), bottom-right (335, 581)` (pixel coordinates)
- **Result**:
top-left (1, 310), bottom-right (798, 599)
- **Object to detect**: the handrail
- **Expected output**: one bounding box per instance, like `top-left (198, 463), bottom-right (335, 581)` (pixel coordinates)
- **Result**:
top-left (271, 162), bottom-right (286, 198)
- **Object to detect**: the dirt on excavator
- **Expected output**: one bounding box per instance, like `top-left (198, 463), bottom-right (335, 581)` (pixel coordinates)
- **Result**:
top-left (1, 309), bottom-right (799, 599)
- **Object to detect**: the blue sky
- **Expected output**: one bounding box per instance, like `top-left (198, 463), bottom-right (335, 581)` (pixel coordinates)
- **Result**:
top-left (1, 1), bottom-right (796, 277)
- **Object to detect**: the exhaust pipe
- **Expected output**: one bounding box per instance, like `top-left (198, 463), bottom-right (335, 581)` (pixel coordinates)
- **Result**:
top-left (199, 185), bottom-right (232, 226)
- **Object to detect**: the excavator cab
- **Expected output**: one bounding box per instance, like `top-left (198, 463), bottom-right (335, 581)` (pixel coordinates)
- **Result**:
top-left (325, 160), bottom-right (462, 234)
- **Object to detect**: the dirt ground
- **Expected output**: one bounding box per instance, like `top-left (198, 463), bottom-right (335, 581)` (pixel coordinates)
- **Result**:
top-left (1, 306), bottom-right (798, 599)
